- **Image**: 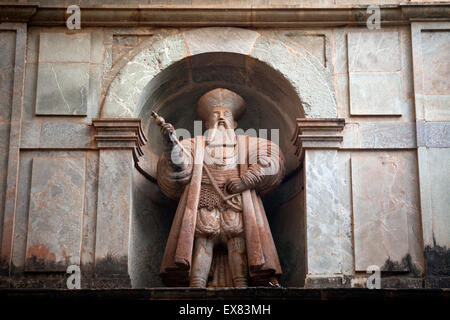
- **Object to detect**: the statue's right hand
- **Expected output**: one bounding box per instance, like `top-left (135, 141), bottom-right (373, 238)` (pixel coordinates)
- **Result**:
top-left (160, 123), bottom-right (175, 145)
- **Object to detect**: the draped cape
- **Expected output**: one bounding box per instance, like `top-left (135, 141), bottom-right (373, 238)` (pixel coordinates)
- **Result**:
top-left (158, 135), bottom-right (284, 286)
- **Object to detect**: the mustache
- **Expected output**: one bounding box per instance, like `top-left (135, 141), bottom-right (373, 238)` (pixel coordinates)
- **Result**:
top-left (212, 118), bottom-right (232, 129)
top-left (206, 119), bottom-right (235, 142)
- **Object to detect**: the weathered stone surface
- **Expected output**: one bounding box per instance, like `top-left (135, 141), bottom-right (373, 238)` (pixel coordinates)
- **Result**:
top-left (130, 170), bottom-right (173, 287)
top-left (0, 147), bottom-right (8, 246)
top-left (0, 24), bottom-right (27, 276)
top-left (20, 121), bottom-right (41, 149)
top-left (334, 28), bottom-right (348, 74)
top-left (336, 152), bottom-right (354, 274)
top-left (184, 27), bottom-right (260, 55)
top-left (22, 63), bottom-right (37, 122)
top-left (417, 121), bottom-right (450, 148)
top-left (102, 33), bottom-right (188, 117)
top-left (35, 63), bottom-right (89, 115)
top-left (87, 64), bottom-right (101, 119)
top-left (39, 122), bottom-right (91, 148)
top-left (285, 34), bottom-right (326, 67)
top-left (349, 72), bottom-right (402, 115)
top-left (352, 151), bottom-right (422, 273)
top-left (420, 30), bottom-right (450, 121)
top-left (304, 150), bottom-right (352, 274)
top-left (418, 148), bottom-right (450, 249)
top-left (95, 150), bottom-right (133, 276)
top-left (421, 30), bottom-right (450, 95)
top-left (39, 32), bottom-right (91, 63)
top-left (11, 151), bottom-right (84, 274)
top-left (90, 30), bottom-right (104, 64)
top-left (423, 95), bottom-right (450, 122)
top-left (0, 30), bottom-right (15, 121)
top-left (25, 156), bottom-right (85, 272)
top-left (347, 31), bottom-right (401, 72)
top-left (269, 190), bottom-right (306, 287)
top-left (25, 27), bottom-right (39, 64)
top-left (102, 28), bottom-right (337, 119)
top-left (411, 23), bottom-right (450, 122)
top-left (341, 123), bottom-right (359, 149)
top-left (342, 122), bottom-right (417, 149)
top-left (359, 122), bottom-right (416, 149)
top-left (251, 35), bottom-right (336, 118)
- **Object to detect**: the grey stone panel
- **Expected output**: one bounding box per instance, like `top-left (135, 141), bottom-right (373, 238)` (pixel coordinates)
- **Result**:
top-left (35, 63), bottom-right (89, 116)
top-left (352, 151), bottom-right (422, 274)
top-left (423, 95), bottom-right (450, 122)
top-left (349, 72), bottom-right (403, 115)
top-left (25, 156), bottom-right (85, 272)
top-left (12, 151), bottom-right (86, 274)
top-left (80, 151), bottom-right (99, 276)
top-left (347, 31), bottom-right (401, 72)
top-left (184, 27), bottom-right (259, 56)
top-left (418, 148), bottom-right (450, 249)
top-left (417, 121), bottom-right (450, 148)
top-left (22, 63), bottom-right (38, 122)
top-left (421, 30), bottom-right (450, 96)
top-left (95, 150), bottom-right (133, 276)
top-left (20, 121), bottom-right (40, 149)
top-left (359, 122), bottom-right (416, 149)
top-left (0, 31), bottom-right (16, 121)
top-left (39, 122), bottom-right (91, 148)
top-left (39, 32), bottom-right (91, 63)
top-left (304, 150), bottom-right (352, 274)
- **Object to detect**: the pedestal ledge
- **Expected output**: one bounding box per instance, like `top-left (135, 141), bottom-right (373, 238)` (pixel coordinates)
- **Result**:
top-left (293, 118), bottom-right (345, 162)
top-left (92, 118), bottom-right (148, 163)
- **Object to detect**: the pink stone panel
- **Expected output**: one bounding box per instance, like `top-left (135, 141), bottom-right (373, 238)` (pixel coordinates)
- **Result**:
top-left (25, 157), bottom-right (85, 272)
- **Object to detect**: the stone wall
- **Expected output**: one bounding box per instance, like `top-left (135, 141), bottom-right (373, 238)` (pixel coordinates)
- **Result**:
top-left (0, 1), bottom-right (448, 289)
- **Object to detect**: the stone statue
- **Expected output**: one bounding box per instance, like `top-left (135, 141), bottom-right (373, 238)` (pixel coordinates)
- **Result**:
top-left (155, 88), bottom-right (285, 288)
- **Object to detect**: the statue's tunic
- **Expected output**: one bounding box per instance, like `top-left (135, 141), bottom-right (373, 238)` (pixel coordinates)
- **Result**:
top-left (157, 135), bottom-right (285, 286)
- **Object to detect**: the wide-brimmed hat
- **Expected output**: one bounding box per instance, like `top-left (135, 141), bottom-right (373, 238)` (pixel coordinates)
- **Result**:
top-left (197, 88), bottom-right (246, 121)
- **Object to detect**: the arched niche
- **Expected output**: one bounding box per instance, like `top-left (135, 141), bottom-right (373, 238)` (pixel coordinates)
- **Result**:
top-left (104, 27), bottom-right (337, 288)
top-left (100, 27), bottom-right (337, 180)
top-left (137, 51), bottom-right (303, 180)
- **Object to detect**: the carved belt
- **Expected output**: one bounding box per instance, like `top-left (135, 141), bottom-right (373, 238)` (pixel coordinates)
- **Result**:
top-left (199, 166), bottom-right (241, 211)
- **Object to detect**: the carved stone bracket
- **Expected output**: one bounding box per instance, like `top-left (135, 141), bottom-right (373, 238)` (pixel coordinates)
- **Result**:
top-left (292, 118), bottom-right (345, 162)
top-left (92, 118), bottom-right (147, 164)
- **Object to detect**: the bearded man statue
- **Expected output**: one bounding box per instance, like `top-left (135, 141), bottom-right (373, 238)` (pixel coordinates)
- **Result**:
top-left (156, 88), bottom-right (285, 288)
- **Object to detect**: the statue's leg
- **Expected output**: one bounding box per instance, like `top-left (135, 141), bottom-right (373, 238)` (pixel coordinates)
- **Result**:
top-left (227, 236), bottom-right (248, 288)
top-left (190, 236), bottom-right (214, 287)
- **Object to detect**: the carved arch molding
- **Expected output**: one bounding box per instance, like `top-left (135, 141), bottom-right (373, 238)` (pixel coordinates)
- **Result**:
top-left (98, 27), bottom-right (340, 179)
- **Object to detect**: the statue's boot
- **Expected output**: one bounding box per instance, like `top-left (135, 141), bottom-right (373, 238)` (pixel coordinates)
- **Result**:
top-left (190, 237), bottom-right (214, 287)
top-left (227, 237), bottom-right (248, 287)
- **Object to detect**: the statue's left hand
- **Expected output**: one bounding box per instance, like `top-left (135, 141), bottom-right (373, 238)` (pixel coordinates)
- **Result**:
top-left (226, 177), bottom-right (248, 194)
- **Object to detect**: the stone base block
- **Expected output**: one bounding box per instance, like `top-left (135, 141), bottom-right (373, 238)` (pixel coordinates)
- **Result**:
top-left (82, 276), bottom-right (131, 289)
top-left (425, 277), bottom-right (450, 288)
top-left (306, 275), bottom-right (424, 289)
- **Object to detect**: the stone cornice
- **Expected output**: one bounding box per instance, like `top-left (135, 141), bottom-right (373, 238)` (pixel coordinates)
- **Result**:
top-left (92, 118), bottom-right (147, 164)
top-left (0, 3), bottom-right (449, 27)
top-left (293, 118), bottom-right (345, 162)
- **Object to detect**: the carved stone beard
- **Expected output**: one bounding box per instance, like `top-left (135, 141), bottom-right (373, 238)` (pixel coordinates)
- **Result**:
top-left (205, 120), bottom-right (236, 146)
top-left (204, 120), bottom-right (237, 168)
